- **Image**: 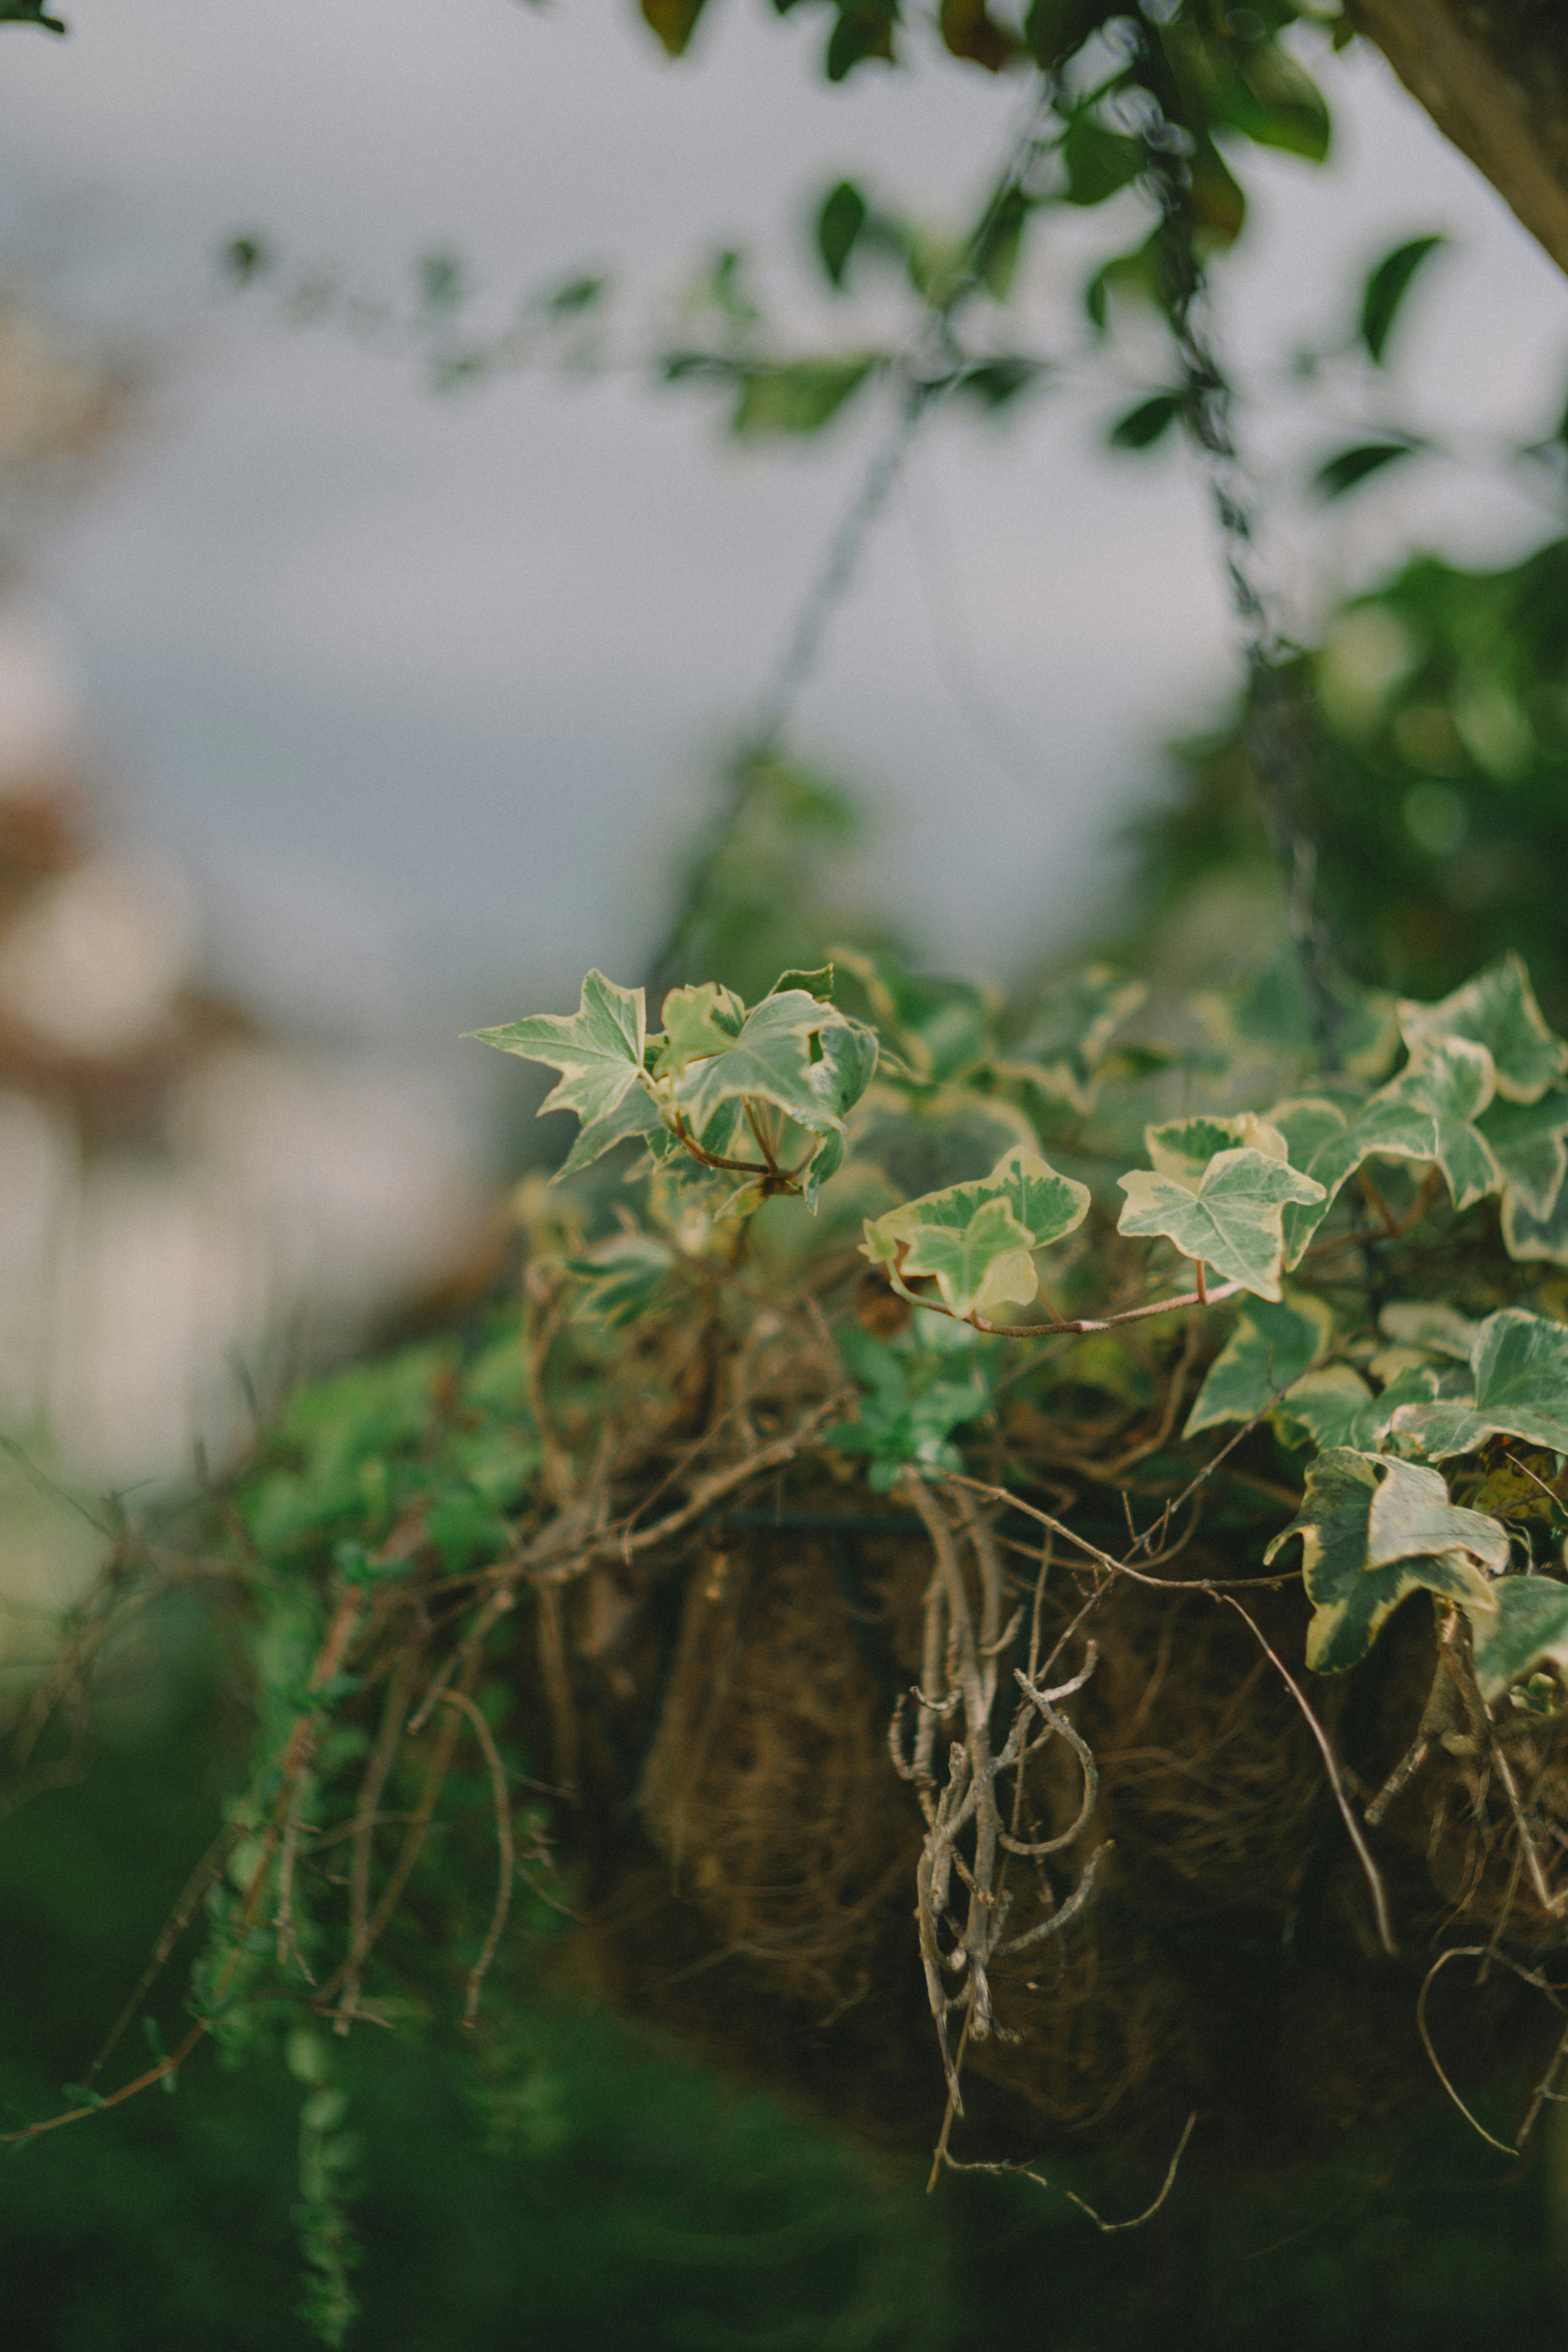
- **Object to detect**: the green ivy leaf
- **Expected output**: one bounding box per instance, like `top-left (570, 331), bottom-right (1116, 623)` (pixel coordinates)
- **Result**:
top-left (1264, 1450), bottom-right (1502, 1673)
top-left (1145, 1112), bottom-right (1290, 1185)
top-left (1184, 1290), bottom-right (1334, 1438)
top-left (862, 1145), bottom-right (1091, 1319)
top-left (1479, 1086), bottom-right (1568, 1223)
top-left (1385, 1035), bottom-right (1501, 1211)
top-left (1474, 1577), bottom-right (1568, 1704)
top-left (1502, 1171), bottom-right (1568, 1266)
top-left (1399, 955), bottom-right (1568, 1105)
top-left (827, 1321), bottom-right (994, 1490)
top-left (1115, 1147), bottom-right (1325, 1301)
top-left (1269, 1091), bottom-right (1440, 1267)
top-left (668, 991), bottom-right (875, 1138)
top-left (899, 1194), bottom-right (1037, 1319)
top-left (557, 1084), bottom-right (666, 1180)
top-left (652, 981), bottom-right (747, 1079)
top-left (1392, 1308), bottom-right (1568, 1461)
top-left (1379, 1301), bottom-right (1483, 1361)
top-left (1359, 234), bottom-right (1446, 366)
top-left (470, 970), bottom-right (647, 1131)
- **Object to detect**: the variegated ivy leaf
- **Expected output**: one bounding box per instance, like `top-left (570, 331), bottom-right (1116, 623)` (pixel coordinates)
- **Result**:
top-left (1269, 1092), bottom-right (1439, 1267)
top-left (1384, 1035), bottom-right (1501, 1212)
top-left (651, 981), bottom-right (746, 1079)
top-left (1473, 1577), bottom-right (1568, 1704)
top-left (1264, 1450), bottom-right (1501, 1673)
top-left (862, 1145), bottom-right (1091, 1320)
top-left (666, 991), bottom-right (877, 1141)
top-left (1183, 1290), bottom-right (1333, 1438)
top-left (1378, 1301), bottom-right (1480, 1361)
top-left (1398, 953), bottom-right (1568, 1106)
top-left (1285, 1361), bottom-right (1448, 1451)
top-left (1145, 1112), bottom-right (1289, 1184)
top-left (1115, 1147), bottom-right (1325, 1302)
top-left (1502, 1172), bottom-right (1568, 1267)
top-left (470, 969), bottom-right (647, 1133)
top-left (992, 965), bottom-right (1148, 1115)
top-left (1392, 1307), bottom-right (1568, 1461)
top-left (1480, 1084), bottom-right (1568, 1232)
top-left (557, 1082), bottom-right (666, 1180)
top-left (899, 1194), bottom-right (1038, 1319)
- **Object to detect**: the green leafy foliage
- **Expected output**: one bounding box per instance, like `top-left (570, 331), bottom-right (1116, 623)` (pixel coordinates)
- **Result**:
top-left (862, 1145), bottom-right (1090, 1318)
top-left (1264, 1450), bottom-right (1503, 1673)
top-left (0, 0), bottom-right (66, 28)
top-left (1116, 1145), bottom-right (1324, 1300)
top-left (827, 1318), bottom-right (996, 1486)
top-left (1107, 391), bottom-right (1183, 451)
top-left (1312, 439), bottom-right (1423, 502)
top-left (1474, 1577), bottom-right (1568, 1704)
top-left (1359, 234), bottom-right (1447, 365)
top-left (1183, 1290), bottom-right (1332, 1436)
top-left (470, 969), bottom-right (645, 1132)
top-left (1392, 1307), bottom-right (1568, 1461)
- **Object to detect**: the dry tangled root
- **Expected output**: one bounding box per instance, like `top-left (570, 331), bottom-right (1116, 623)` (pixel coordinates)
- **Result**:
top-left (554, 1469), bottom-right (1568, 2175)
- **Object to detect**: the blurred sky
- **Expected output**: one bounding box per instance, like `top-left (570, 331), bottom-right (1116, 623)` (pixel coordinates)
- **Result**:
top-left (0, 0), bottom-right (1564, 1039)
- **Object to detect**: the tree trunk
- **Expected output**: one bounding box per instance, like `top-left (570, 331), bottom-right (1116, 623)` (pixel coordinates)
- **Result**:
top-left (1349, 0), bottom-right (1568, 278)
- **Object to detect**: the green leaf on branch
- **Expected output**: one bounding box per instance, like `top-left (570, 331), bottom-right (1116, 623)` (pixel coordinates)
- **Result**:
top-left (1268, 1091), bottom-right (1441, 1267)
top-left (1474, 1578), bottom-right (1568, 1704)
top-left (652, 982), bottom-right (747, 1079)
top-left (827, 1319), bottom-right (995, 1490)
top-left (1116, 1147), bottom-right (1325, 1302)
top-left (1184, 1290), bottom-right (1334, 1438)
top-left (1312, 440), bottom-right (1422, 502)
top-left (1359, 234), bottom-right (1446, 366)
top-left (557, 1084), bottom-right (666, 1180)
top-left (1392, 1308), bottom-right (1568, 1461)
top-left (1399, 955), bottom-right (1568, 1105)
top-left (817, 180), bottom-right (869, 288)
top-left (469, 969), bottom-right (648, 1132)
top-left (0, 0), bottom-right (66, 28)
top-left (666, 991), bottom-right (876, 1139)
top-left (899, 1194), bottom-right (1036, 1318)
top-left (862, 1145), bottom-right (1090, 1320)
top-left (1379, 1301), bottom-right (1480, 1361)
top-left (732, 358), bottom-right (879, 437)
top-left (640, 0), bottom-right (711, 56)
top-left (1264, 1450), bottom-right (1502, 1673)
top-left (1385, 1036), bottom-right (1501, 1210)
top-left (1145, 1112), bottom-right (1291, 1185)
top-left (1108, 393), bottom-right (1182, 452)
top-left (1502, 1171), bottom-right (1568, 1266)
top-left (1479, 1087), bottom-right (1568, 1223)
top-left (1061, 118), bottom-right (1145, 209)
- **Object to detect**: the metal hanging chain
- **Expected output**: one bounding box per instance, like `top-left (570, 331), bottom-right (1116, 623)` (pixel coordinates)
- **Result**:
top-left (649, 73), bottom-right (1063, 989)
top-left (1122, 42), bottom-right (1341, 1052)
